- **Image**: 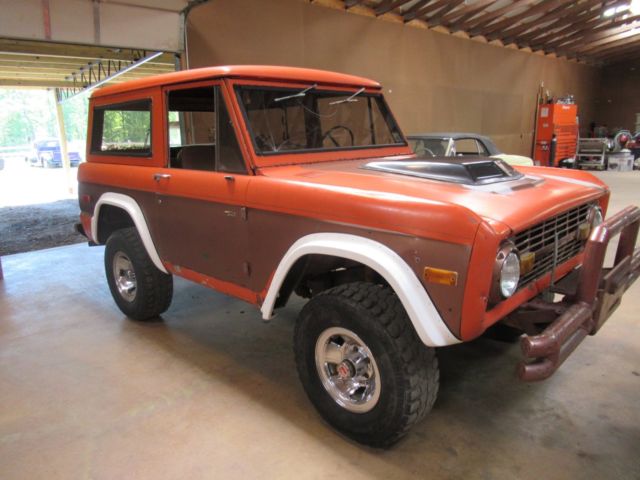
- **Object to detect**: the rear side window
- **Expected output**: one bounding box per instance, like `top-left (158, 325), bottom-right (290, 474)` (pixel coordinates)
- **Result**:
top-left (91, 99), bottom-right (152, 156)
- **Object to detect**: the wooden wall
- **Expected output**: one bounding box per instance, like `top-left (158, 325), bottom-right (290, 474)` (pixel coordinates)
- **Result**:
top-left (186, 0), bottom-right (602, 156)
top-left (596, 59), bottom-right (640, 134)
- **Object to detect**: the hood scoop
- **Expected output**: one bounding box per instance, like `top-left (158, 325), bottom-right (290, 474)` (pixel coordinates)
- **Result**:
top-left (362, 158), bottom-right (524, 186)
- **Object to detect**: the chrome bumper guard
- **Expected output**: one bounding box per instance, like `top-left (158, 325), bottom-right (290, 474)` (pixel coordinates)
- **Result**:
top-left (518, 205), bottom-right (640, 381)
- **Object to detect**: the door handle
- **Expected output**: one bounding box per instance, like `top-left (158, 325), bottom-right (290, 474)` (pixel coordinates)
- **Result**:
top-left (153, 173), bottom-right (171, 181)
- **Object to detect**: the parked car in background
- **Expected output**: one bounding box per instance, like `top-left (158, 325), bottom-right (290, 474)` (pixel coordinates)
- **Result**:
top-left (408, 133), bottom-right (534, 166)
top-left (25, 138), bottom-right (81, 168)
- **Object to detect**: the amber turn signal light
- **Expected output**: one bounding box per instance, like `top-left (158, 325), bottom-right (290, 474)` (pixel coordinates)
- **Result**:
top-left (424, 267), bottom-right (458, 286)
top-left (577, 222), bottom-right (591, 241)
top-left (519, 251), bottom-right (535, 275)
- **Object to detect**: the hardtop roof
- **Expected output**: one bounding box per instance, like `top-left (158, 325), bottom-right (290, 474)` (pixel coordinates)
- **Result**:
top-left (92, 65), bottom-right (381, 98)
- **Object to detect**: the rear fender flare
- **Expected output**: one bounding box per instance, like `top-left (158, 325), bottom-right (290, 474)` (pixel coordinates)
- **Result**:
top-left (92, 192), bottom-right (167, 274)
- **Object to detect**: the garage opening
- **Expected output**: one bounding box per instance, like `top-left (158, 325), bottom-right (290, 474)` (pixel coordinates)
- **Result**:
top-left (0, 39), bottom-right (177, 256)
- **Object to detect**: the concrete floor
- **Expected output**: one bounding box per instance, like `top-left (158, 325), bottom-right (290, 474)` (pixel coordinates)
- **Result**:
top-left (1, 171), bottom-right (639, 479)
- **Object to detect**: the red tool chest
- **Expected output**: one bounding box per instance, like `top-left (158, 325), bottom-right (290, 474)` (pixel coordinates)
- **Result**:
top-left (534, 103), bottom-right (578, 167)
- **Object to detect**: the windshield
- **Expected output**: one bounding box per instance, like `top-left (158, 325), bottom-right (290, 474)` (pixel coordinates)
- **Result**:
top-left (408, 138), bottom-right (449, 157)
top-left (235, 86), bottom-right (405, 155)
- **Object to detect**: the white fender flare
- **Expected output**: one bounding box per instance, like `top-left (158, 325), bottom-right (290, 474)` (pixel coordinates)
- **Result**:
top-left (92, 192), bottom-right (168, 274)
top-left (261, 233), bottom-right (461, 347)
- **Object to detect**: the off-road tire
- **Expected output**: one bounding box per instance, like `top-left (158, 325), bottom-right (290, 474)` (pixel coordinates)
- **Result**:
top-left (104, 227), bottom-right (173, 321)
top-left (294, 282), bottom-right (439, 448)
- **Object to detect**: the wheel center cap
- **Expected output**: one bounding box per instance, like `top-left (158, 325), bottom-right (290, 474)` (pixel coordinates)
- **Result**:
top-left (337, 360), bottom-right (354, 380)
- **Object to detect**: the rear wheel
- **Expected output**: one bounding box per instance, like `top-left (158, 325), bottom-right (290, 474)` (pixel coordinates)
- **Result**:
top-left (294, 282), bottom-right (439, 448)
top-left (104, 227), bottom-right (173, 321)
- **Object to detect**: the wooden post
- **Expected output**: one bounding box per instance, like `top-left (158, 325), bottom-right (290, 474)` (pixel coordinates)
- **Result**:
top-left (52, 90), bottom-right (73, 194)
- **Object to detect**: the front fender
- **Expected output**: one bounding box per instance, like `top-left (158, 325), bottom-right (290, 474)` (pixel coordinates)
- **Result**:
top-left (261, 233), bottom-right (461, 347)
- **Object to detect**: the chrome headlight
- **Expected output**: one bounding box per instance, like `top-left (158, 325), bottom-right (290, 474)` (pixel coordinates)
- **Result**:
top-left (500, 251), bottom-right (521, 297)
top-left (491, 243), bottom-right (520, 301)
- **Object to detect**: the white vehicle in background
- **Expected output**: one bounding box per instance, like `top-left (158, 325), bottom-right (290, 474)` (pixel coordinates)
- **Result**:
top-left (407, 133), bottom-right (534, 167)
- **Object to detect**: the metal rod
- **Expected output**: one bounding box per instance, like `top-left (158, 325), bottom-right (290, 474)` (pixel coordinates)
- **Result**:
top-left (56, 51), bottom-right (164, 103)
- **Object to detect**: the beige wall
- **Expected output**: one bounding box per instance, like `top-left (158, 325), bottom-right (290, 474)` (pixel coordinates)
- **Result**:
top-left (596, 59), bottom-right (640, 134)
top-left (186, 0), bottom-right (601, 156)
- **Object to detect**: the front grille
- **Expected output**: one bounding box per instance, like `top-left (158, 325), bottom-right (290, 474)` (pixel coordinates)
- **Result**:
top-left (514, 203), bottom-right (592, 287)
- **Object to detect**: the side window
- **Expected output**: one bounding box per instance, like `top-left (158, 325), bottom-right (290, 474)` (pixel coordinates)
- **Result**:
top-left (454, 138), bottom-right (480, 156)
top-left (166, 86), bottom-right (246, 173)
top-left (91, 99), bottom-right (152, 156)
top-left (476, 140), bottom-right (490, 156)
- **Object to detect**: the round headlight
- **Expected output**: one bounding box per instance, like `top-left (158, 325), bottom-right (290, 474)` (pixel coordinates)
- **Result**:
top-left (500, 251), bottom-right (521, 298)
top-left (588, 206), bottom-right (604, 228)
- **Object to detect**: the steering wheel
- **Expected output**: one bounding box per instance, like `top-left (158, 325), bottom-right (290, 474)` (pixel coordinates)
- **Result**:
top-left (275, 137), bottom-right (306, 152)
top-left (321, 125), bottom-right (355, 147)
top-left (415, 145), bottom-right (435, 157)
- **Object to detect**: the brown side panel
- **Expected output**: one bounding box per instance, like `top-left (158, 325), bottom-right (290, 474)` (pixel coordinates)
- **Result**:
top-left (78, 183), bottom-right (159, 244)
top-left (79, 182), bottom-right (471, 338)
top-left (245, 209), bottom-right (471, 338)
top-left (153, 194), bottom-right (250, 286)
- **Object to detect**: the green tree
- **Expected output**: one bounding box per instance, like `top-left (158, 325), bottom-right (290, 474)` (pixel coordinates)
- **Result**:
top-left (0, 88), bottom-right (89, 147)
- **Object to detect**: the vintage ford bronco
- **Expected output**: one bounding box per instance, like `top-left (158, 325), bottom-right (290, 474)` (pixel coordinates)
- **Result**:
top-left (77, 66), bottom-right (640, 447)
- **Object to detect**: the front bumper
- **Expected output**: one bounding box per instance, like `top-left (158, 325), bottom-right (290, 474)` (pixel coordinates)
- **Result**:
top-left (517, 205), bottom-right (640, 381)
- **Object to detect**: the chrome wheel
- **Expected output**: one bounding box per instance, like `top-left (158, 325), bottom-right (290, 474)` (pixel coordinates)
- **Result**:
top-left (315, 326), bottom-right (381, 413)
top-left (112, 252), bottom-right (137, 302)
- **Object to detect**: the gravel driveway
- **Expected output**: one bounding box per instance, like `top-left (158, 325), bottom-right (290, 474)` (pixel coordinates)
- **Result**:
top-left (0, 199), bottom-right (84, 256)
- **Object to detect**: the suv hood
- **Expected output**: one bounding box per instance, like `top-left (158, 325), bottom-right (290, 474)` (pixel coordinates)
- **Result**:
top-left (256, 157), bottom-right (608, 238)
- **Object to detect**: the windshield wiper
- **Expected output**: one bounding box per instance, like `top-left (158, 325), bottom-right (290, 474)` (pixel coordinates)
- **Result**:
top-left (274, 83), bottom-right (317, 103)
top-left (329, 87), bottom-right (365, 105)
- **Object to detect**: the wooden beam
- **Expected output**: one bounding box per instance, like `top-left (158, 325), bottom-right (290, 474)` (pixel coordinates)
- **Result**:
top-left (531, 17), bottom-right (612, 51)
top-left (465, 0), bottom-right (535, 36)
top-left (375, 0), bottom-right (410, 16)
top-left (344, 0), bottom-right (365, 8)
top-left (0, 52), bottom-right (174, 68)
top-left (586, 37), bottom-right (640, 59)
top-left (407, 0), bottom-right (450, 22)
top-left (552, 17), bottom-right (640, 53)
top-left (401, 0), bottom-right (431, 22)
top-left (0, 39), bottom-right (175, 63)
top-left (523, 0), bottom-right (630, 47)
top-left (476, 0), bottom-right (571, 39)
top-left (444, 0), bottom-right (496, 32)
top-left (0, 61), bottom-right (172, 74)
top-left (579, 32), bottom-right (640, 55)
top-left (487, 1), bottom-right (576, 43)
top-left (505, 0), bottom-right (604, 46)
top-left (438, 0), bottom-right (495, 28)
top-left (533, 12), bottom-right (636, 51)
top-left (573, 28), bottom-right (640, 53)
top-left (422, 0), bottom-right (465, 27)
top-left (0, 78), bottom-right (75, 88)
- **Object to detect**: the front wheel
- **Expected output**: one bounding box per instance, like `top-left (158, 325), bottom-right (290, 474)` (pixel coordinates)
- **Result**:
top-left (104, 227), bottom-right (173, 321)
top-left (294, 282), bottom-right (439, 448)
